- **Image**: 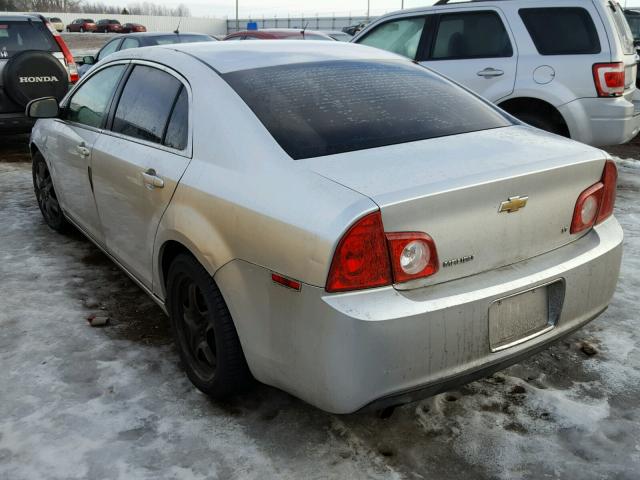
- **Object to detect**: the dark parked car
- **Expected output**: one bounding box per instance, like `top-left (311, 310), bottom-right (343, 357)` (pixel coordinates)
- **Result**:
top-left (224, 28), bottom-right (334, 41)
top-left (95, 19), bottom-right (123, 33)
top-left (78, 32), bottom-right (215, 76)
top-left (66, 18), bottom-right (97, 33)
top-left (121, 23), bottom-right (146, 33)
top-left (0, 14), bottom-right (77, 133)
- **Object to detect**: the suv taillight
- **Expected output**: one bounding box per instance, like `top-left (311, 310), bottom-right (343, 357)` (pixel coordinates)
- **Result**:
top-left (325, 211), bottom-right (439, 292)
top-left (46, 21), bottom-right (79, 83)
top-left (570, 160), bottom-right (618, 234)
top-left (593, 62), bottom-right (625, 97)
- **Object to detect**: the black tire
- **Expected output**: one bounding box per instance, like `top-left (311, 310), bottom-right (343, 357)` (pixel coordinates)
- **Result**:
top-left (32, 152), bottom-right (68, 233)
top-left (167, 254), bottom-right (252, 398)
top-left (516, 111), bottom-right (564, 136)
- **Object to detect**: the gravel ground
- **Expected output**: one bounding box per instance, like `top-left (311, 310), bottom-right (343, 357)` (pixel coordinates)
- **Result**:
top-left (0, 135), bottom-right (639, 479)
top-left (61, 32), bottom-right (118, 57)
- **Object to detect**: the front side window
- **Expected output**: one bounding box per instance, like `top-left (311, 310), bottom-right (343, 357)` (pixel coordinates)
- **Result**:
top-left (358, 17), bottom-right (426, 59)
top-left (112, 65), bottom-right (183, 145)
top-left (120, 38), bottom-right (140, 50)
top-left (432, 11), bottom-right (512, 60)
top-left (519, 8), bottom-right (601, 55)
top-left (224, 60), bottom-right (511, 160)
top-left (97, 39), bottom-right (120, 60)
top-left (67, 65), bottom-right (126, 128)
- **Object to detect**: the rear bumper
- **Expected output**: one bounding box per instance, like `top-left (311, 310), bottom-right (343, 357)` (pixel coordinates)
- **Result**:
top-left (216, 218), bottom-right (623, 413)
top-left (0, 112), bottom-right (34, 134)
top-left (559, 94), bottom-right (640, 146)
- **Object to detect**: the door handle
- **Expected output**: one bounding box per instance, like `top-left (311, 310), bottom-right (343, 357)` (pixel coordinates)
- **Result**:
top-left (76, 143), bottom-right (90, 157)
top-left (141, 169), bottom-right (164, 189)
top-left (477, 67), bottom-right (504, 78)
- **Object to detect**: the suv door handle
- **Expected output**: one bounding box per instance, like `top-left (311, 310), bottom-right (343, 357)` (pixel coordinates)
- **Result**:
top-left (477, 68), bottom-right (504, 78)
top-left (76, 143), bottom-right (90, 157)
top-left (141, 169), bottom-right (164, 189)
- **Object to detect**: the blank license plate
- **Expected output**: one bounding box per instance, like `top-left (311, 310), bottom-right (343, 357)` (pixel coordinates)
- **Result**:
top-left (489, 285), bottom-right (554, 352)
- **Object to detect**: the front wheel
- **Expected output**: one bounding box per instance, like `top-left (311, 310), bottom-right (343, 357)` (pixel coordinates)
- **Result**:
top-left (167, 254), bottom-right (252, 398)
top-left (32, 152), bottom-right (68, 233)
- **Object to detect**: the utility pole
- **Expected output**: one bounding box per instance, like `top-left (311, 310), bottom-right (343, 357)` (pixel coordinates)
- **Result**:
top-left (401, 0), bottom-right (404, 9)
top-left (367, 0), bottom-right (370, 18)
top-left (236, 0), bottom-right (239, 32)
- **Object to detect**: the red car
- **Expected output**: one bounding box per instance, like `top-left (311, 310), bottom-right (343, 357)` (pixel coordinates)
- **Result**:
top-left (121, 23), bottom-right (146, 33)
top-left (95, 19), bottom-right (123, 33)
top-left (224, 28), bottom-right (334, 41)
top-left (66, 18), bottom-right (97, 33)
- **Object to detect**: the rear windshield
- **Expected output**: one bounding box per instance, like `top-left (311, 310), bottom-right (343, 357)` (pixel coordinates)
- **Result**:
top-left (608, 1), bottom-right (635, 54)
top-left (0, 21), bottom-right (57, 55)
top-left (519, 8), bottom-right (601, 55)
top-left (224, 60), bottom-right (511, 160)
top-left (50, 18), bottom-right (62, 22)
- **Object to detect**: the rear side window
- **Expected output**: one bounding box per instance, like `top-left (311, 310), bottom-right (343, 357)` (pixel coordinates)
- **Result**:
top-left (432, 11), bottom-right (512, 59)
top-left (225, 60), bottom-right (511, 160)
top-left (0, 21), bottom-right (56, 55)
top-left (112, 65), bottom-right (184, 145)
top-left (358, 17), bottom-right (426, 59)
top-left (519, 8), bottom-right (601, 55)
top-left (164, 87), bottom-right (189, 150)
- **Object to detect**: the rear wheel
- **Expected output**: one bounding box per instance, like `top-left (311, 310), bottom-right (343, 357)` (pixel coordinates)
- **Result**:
top-left (32, 152), bottom-right (68, 233)
top-left (167, 254), bottom-right (252, 398)
top-left (516, 111), bottom-right (564, 136)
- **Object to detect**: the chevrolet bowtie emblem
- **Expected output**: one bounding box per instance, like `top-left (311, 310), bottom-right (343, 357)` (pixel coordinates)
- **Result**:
top-left (499, 195), bottom-right (528, 213)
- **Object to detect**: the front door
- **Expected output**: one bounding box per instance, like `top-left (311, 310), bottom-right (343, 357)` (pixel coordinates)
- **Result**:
top-left (49, 64), bottom-right (127, 243)
top-left (91, 64), bottom-right (191, 288)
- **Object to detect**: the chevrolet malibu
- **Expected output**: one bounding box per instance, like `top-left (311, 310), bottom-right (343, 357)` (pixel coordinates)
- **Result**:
top-left (26, 41), bottom-right (623, 413)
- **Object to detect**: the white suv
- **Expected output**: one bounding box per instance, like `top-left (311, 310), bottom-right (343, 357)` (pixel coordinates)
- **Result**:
top-left (353, 0), bottom-right (640, 146)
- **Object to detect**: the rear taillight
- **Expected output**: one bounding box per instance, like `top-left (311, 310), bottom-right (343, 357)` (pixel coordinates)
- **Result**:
top-left (325, 211), bottom-right (439, 292)
top-left (593, 62), bottom-right (625, 97)
top-left (47, 22), bottom-right (79, 83)
top-left (386, 232), bottom-right (439, 284)
top-left (570, 160), bottom-right (618, 234)
top-left (326, 211), bottom-right (392, 292)
top-left (596, 159), bottom-right (618, 223)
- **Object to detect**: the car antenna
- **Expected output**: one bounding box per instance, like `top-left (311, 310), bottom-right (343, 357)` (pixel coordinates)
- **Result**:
top-left (174, 16), bottom-right (182, 35)
top-left (301, 21), bottom-right (309, 39)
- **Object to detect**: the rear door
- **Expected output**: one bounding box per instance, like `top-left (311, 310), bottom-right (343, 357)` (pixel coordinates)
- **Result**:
top-left (418, 8), bottom-right (517, 102)
top-left (91, 63), bottom-right (191, 288)
top-left (50, 63), bottom-right (127, 243)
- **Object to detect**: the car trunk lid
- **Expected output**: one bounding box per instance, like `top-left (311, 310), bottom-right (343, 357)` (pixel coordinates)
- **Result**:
top-left (305, 126), bottom-right (607, 289)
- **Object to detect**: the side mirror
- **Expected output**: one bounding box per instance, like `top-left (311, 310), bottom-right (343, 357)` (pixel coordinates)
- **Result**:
top-left (26, 97), bottom-right (60, 119)
top-left (82, 55), bottom-right (96, 65)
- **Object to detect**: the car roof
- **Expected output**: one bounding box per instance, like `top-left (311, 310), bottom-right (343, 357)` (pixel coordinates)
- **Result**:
top-left (229, 28), bottom-right (330, 38)
top-left (113, 31), bottom-right (207, 38)
top-left (152, 40), bottom-right (406, 74)
top-left (0, 13), bottom-right (44, 22)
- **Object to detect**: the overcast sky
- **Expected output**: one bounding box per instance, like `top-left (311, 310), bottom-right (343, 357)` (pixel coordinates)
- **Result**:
top-left (180, 0), bottom-right (640, 18)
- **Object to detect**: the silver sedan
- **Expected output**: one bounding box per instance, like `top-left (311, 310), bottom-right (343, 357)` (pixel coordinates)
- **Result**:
top-left (27, 41), bottom-right (623, 414)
